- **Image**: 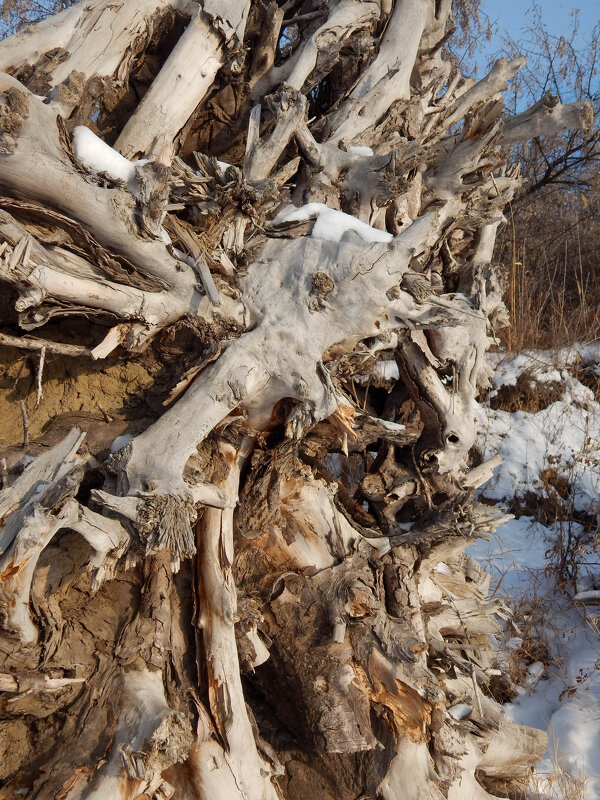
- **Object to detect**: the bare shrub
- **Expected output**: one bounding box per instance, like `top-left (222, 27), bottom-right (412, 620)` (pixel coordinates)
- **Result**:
top-left (492, 5), bottom-right (600, 350)
top-left (0, 0), bottom-right (75, 35)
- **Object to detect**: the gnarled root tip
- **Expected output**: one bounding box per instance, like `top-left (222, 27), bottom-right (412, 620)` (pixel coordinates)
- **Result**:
top-left (137, 494), bottom-right (197, 571)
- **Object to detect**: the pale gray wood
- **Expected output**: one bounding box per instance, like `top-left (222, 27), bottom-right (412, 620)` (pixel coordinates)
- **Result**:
top-left (503, 92), bottom-right (594, 143)
top-left (116, 0), bottom-right (251, 160)
top-left (0, 1), bottom-right (585, 795)
top-left (194, 439), bottom-right (279, 799)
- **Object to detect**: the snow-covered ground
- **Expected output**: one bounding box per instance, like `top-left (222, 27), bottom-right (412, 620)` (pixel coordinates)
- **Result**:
top-left (469, 345), bottom-right (600, 799)
top-left (479, 345), bottom-right (600, 515)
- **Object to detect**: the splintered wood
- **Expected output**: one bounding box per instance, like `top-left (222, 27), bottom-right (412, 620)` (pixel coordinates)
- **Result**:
top-left (0, 0), bottom-right (591, 798)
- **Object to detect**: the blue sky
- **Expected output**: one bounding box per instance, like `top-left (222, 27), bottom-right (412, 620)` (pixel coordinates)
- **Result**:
top-left (463, 0), bottom-right (600, 102)
top-left (479, 0), bottom-right (599, 54)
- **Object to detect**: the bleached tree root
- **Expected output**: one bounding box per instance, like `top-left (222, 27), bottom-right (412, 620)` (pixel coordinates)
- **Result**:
top-left (0, 0), bottom-right (593, 796)
top-left (193, 437), bottom-right (280, 799)
top-left (234, 443), bottom-right (546, 798)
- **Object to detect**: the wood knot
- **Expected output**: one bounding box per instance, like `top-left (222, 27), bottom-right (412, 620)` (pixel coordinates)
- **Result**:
top-left (134, 161), bottom-right (171, 236)
top-left (400, 273), bottom-right (432, 303)
top-left (309, 271), bottom-right (335, 311)
top-left (312, 271), bottom-right (335, 296)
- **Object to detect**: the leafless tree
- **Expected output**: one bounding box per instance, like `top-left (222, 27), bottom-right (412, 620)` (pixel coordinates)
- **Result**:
top-left (492, 4), bottom-right (600, 348)
top-left (0, 0), bottom-right (74, 35)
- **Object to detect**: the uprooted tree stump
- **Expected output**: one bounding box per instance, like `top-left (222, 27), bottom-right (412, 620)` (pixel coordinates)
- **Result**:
top-left (0, 0), bottom-right (592, 797)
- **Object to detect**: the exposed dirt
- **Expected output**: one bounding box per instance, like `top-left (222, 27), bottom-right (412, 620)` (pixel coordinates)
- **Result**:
top-left (576, 365), bottom-right (600, 403)
top-left (0, 720), bottom-right (30, 781)
top-left (0, 346), bottom-right (156, 454)
top-left (490, 372), bottom-right (564, 413)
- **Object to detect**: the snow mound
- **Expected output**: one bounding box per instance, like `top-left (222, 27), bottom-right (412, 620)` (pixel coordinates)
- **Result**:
top-left (470, 516), bottom-right (600, 799)
top-left (488, 342), bottom-right (600, 393)
top-left (72, 126), bottom-right (147, 192)
top-left (478, 351), bottom-right (600, 517)
top-left (274, 203), bottom-right (393, 244)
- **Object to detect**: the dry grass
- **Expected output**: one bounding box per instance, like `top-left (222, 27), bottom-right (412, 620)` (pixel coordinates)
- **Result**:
top-left (496, 193), bottom-right (600, 353)
top-left (504, 588), bottom-right (552, 687)
top-left (517, 738), bottom-right (589, 800)
top-left (502, 259), bottom-right (600, 353)
top-left (490, 372), bottom-right (564, 414)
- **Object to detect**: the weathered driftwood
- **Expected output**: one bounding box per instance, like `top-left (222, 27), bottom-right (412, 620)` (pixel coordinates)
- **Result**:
top-left (0, 0), bottom-right (593, 797)
top-left (503, 91), bottom-right (594, 144)
top-left (194, 437), bottom-right (280, 799)
top-left (115, 0), bottom-right (251, 160)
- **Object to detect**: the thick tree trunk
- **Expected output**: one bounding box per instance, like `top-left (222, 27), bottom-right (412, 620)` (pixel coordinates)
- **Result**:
top-left (0, 1), bottom-right (592, 798)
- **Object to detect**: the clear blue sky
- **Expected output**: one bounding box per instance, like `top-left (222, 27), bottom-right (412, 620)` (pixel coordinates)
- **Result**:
top-left (464, 0), bottom-right (599, 101)
top-left (479, 0), bottom-right (599, 54)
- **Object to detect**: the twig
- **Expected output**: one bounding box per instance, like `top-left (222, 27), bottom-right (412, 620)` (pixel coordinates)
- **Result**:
top-left (195, 257), bottom-right (220, 306)
top-left (12, 359), bottom-right (25, 391)
top-left (20, 400), bottom-right (29, 449)
top-left (90, 324), bottom-right (129, 360)
top-left (411, 446), bottom-right (432, 510)
top-left (0, 332), bottom-right (91, 358)
top-left (35, 346), bottom-right (45, 406)
top-left (283, 9), bottom-right (326, 24)
top-left (97, 403), bottom-right (113, 423)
